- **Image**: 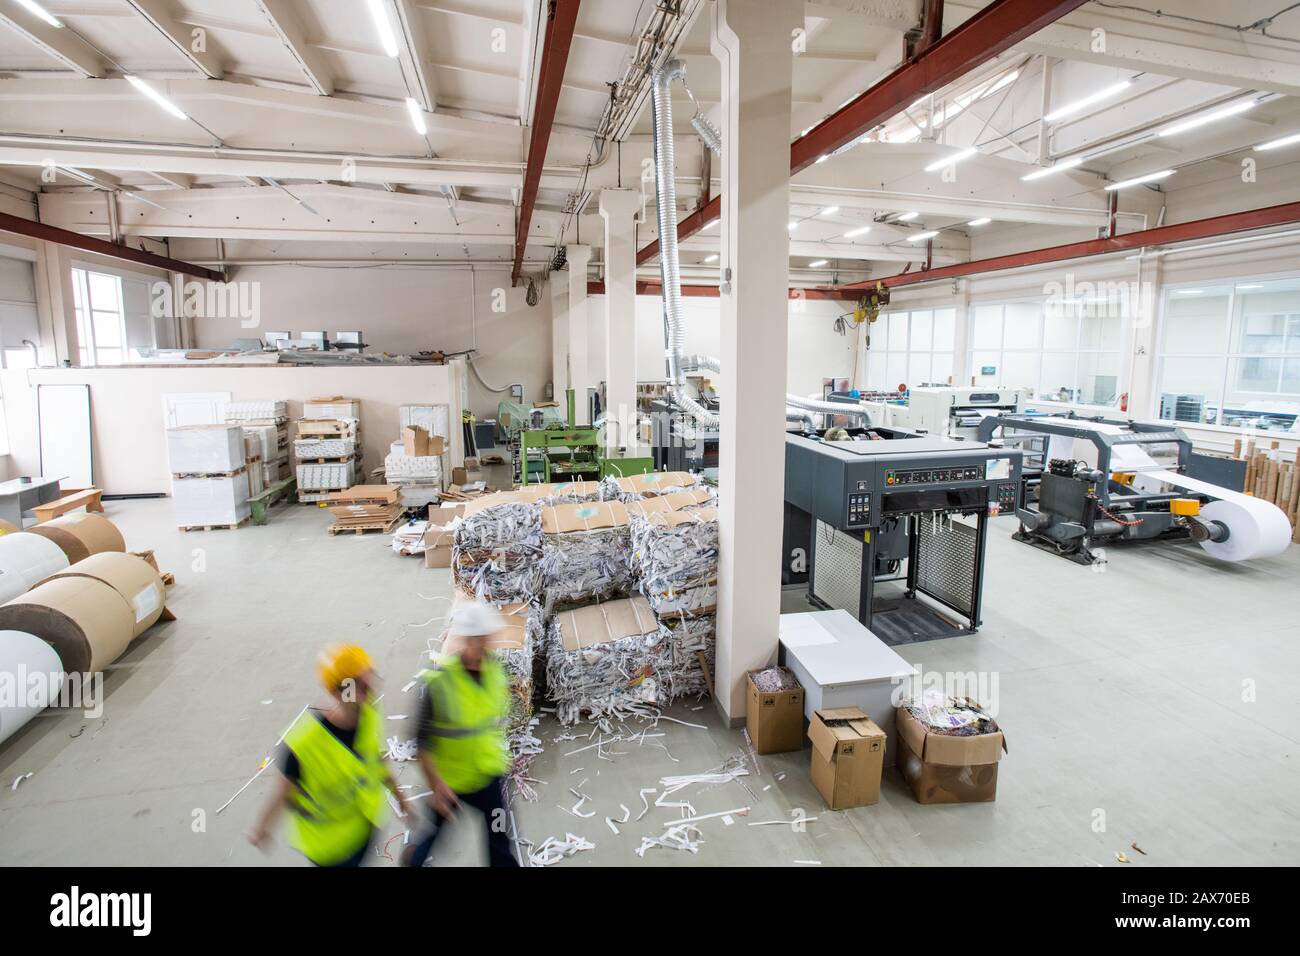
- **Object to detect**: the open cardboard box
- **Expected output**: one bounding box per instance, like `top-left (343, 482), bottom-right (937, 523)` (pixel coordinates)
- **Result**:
top-left (808, 706), bottom-right (886, 809)
top-left (894, 706), bottom-right (1005, 805)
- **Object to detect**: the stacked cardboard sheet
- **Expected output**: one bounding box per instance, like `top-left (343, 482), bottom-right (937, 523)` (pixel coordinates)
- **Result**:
top-left (327, 503), bottom-right (403, 535)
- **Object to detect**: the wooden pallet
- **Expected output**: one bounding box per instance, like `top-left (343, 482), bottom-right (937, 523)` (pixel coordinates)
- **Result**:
top-left (295, 455), bottom-right (356, 464)
top-left (178, 517), bottom-right (250, 532)
top-left (328, 516), bottom-right (402, 536)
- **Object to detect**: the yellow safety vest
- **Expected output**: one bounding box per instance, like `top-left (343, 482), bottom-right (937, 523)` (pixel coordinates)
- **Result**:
top-left (423, 654), bottom-right (510, 794)
top-left (282, 702), bottom-right (387, 865)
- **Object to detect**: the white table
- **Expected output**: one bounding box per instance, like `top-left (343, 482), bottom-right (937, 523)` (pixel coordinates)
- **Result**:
top-left (778, 609), bottom-right (917, 755)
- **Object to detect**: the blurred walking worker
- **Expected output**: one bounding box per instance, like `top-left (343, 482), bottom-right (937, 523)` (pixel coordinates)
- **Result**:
top-left (248, 643), bottom-right (409, 866)
top-left (403, 600), bottom-right (519, 867)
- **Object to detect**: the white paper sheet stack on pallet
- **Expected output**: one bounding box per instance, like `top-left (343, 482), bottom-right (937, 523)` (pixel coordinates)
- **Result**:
top-left (451, 493), bottom-right (544, 604)
top-left (631, 505), bottom-right (719, 701)
top-left (297, 397), bottom-right (362, 494)
top-left (544, 595), bottom-right (665, 725)
top-left (384, 451), bottom-right (443, 507)
top-left (167, 424), bottom-right (251, 527)
top-left (226, 401), bottom-right (291, 485)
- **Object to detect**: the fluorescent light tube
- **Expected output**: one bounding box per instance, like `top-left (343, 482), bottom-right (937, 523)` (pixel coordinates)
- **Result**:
top-left (367, 0), bottom-right (401, 57)
top-left (808, 259), bottom-right (828, 268)
top-left (405, 97), bottom-right (427, 135)
top-left (1255, 131), bottom-right (1300, 152)
top-left (1158, 99), bottom-right (1256, 137)
top-left (843, 226), bottom-right (872, 238)
top-left (15, 0), bottom-right (62, 27)
top-left (1021, 156), bottom-right (1082, 181)
top-left (967, 217), bottom-right (992, 226)
top-left (126, 76), bottom-right (187, 120)
top-left (924, 147), bottom-right (977, 172)
top-left (704, 254), bottom-right (718, 263)
top-left (1043, 79), bottom-right (1132, 123)
top-left (896, 211), bottom-right (919, 221)
top-left (788, 221), bottom-right (798, 230)
top-left (819, 206), bottom-right (839, 216)
top-left (907, 231), bottom-right (939, 242)
top-left (1104, 169), bottom-right (1174, 191)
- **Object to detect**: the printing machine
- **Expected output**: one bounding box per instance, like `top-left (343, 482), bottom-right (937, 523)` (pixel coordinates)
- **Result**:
top-left (784, 426), bottom-right (1022, 645)
top-left (976, 412), bottom-right (1250, 565)
top-left (649, 397), bottom-right (720, 472)
top-left (865, 385), bottom-right (1027, 439)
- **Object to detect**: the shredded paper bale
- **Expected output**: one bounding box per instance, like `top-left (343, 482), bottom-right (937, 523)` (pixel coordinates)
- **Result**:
top-left (631, 506), bottom-right (718, 617)
top-left (600, 471), bottom-right (700, 502)
top-left (451, 497), bottom-right (543, 603)
top-left (654, 613), bottom-right (715, 700)
top-left (540, 502), bottom-right (635, 609)
top-left (545, 596), bottom-right (664, 725)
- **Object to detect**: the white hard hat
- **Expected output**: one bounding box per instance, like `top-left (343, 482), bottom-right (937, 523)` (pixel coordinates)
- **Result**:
top-left (447, 600), bottom-right (504, 639)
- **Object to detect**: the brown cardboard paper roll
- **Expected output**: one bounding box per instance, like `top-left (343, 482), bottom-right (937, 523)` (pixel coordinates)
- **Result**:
top-left (43, 553), bottom-right (167, 639)
top-left (0, 576), bottom-right (135, 673)
top-left (27, 514), bottom-right (125, 564)
top-left (0, 519), bottom-right (19, 535)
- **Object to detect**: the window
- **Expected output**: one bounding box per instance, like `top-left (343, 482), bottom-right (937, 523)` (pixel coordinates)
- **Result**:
top-left (1156, 277), bottom-right (1300, 431)
top-left (864, 307), bottom-right (956, 390)
top-left (971, 298), bottom-right (1124, 405)
top-left (72, 268), bottom-right (159, 365)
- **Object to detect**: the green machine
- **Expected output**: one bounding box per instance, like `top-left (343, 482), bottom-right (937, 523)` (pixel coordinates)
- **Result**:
top-left (516, 389), bottom-right (654, 484)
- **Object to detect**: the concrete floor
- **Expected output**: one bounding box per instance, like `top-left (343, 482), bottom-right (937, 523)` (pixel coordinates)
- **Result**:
top-left (1, 492), bottom-right (1298, 867)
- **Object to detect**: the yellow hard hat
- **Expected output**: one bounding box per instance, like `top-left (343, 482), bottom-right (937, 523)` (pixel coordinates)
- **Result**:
top-left (317, 643), bottom-right (373, 691)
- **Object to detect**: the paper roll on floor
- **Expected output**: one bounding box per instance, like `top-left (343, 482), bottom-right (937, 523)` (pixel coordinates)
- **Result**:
top-left (0, 629), bottom-right (64, 746)
top-left (0, 576), bottom-right (135, 673)
top-left (0, 533), bottom-right (70, 604)
top-left (42, 552), bottom-right (167, 638)
top-left (26, 514), bottom-right (126, 564)
top-left (1140, 469), bottom-right (1292, 562)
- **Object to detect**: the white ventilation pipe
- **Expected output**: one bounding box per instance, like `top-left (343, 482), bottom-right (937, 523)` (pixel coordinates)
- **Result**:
top-left (651, 64), bottom-right (869, 429)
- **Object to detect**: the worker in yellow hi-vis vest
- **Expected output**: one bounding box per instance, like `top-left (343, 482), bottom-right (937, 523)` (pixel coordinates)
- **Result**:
top-left (403, 600), bottom-right (519, 867)
top-left (248, 644), bottom-right (410, 866)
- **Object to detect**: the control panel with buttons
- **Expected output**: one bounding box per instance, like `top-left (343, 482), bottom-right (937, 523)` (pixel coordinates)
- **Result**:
top-left (994, 481), bottom-right (1017, 512)
top-left (845, 492), bottom-right (871, 528)
top-left (884, 464), bottom-right (985, 486)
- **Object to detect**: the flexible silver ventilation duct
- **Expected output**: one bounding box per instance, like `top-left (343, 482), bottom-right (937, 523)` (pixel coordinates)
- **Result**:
top-left (652, 67), bottom-right (869, 430)
top-left (652, 60), bottom-right (719, 428)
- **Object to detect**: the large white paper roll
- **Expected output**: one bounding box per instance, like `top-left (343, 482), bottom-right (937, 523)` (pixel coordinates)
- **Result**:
top-left (0, 533), bottom-right (71, 605)
top-left (1141, 469), bottom-right (1292, 562)
top-left (0, 629), bottom-right (65, 746)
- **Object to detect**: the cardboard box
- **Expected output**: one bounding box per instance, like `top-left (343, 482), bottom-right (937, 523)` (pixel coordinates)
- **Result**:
top-left (808, 707), bottom-right (886, 809)
top-left (610, 471), bottom-right (698, 497)
top-left (436, 503), bottom-right (466, 521)
top-left (746, 671), bottom-right (805, 754)
top-left (422, 524), bottom-right (455, 568)
top-left (894, 706), bottom-right (1004, 805)
top-left (402, 425), bottom-right (433, 457)
top-left (554, 595), bottom-right (657, 652)
top-left (304, 396), bottom-right (360, 419)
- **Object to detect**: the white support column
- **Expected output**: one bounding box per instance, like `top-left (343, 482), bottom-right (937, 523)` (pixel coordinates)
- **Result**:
top-left (550, 272), bottom-right (569, 401)
top-left (599, 189), bottom-right (641, 454)
top-left (565, 244), bottom-right (593, 423)
top-left (712, 0), bottom-right (802, 723)
top-left (34, 240), bottom-right (77, 365)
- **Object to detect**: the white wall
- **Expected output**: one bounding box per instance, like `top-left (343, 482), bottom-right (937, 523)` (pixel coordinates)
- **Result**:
top-left (191, 265), bottom-right (552, 422)
top-left (0, 364), bottom-right (461, 494)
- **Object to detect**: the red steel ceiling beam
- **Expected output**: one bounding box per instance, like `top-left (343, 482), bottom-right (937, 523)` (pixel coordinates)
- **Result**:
top-left (636, 0), bottom-right (1087, 266)
top-left (823, 200), bottom-right (1300, 297)
top-left (511, 0), bottom-right (581, 286)
top-left (0, 211), bottom-right (222, 282)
